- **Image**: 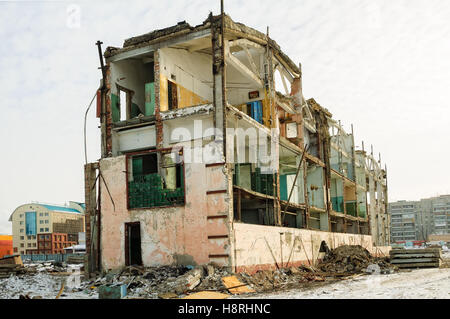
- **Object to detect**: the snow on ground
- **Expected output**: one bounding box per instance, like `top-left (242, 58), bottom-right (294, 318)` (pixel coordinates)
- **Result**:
top-left (0, 265), bottom-right (98, 299)
top-left (235, 268), bottom-right (450, 299)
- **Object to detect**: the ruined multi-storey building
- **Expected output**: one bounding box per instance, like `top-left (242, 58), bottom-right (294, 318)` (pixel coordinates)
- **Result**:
top-left (85, 13), bottom-right (390, 274)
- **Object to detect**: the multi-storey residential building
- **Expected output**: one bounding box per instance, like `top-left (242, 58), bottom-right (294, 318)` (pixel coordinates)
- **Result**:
top-left (37, 233), bottom-right (77, 255)
top-left (429, 196), bottom-right (450, 235)
top-left (388, 201), bottom-right (418, 242)
top-left (389, 195), bottom-right (450, 243)
top-left (84, 13), bottom-right (390, 274)
top-left (9, 202), bottom-right (85, 255)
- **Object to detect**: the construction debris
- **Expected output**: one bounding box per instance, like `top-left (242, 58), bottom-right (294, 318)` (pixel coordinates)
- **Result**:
top-left (389, 248), bottom-right (442, 269)
top-left (0, 255), bottom-right (23, 266)
top-left (317, 245), bottom-right (396, 274)
top-left (98, 284), bottom-right (127, 299)
top-left (0, 264), bottom-right (28, 279)
top-left (221, 275), bottom-right (255, 294)
top-left (0, 247), bottom-right (402, 299)
top-left (182, 291), bottom-right (230, 299)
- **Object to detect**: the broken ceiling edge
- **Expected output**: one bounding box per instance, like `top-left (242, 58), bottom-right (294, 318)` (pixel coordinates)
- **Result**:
top-left (103, 13), bottom-right (301, 75)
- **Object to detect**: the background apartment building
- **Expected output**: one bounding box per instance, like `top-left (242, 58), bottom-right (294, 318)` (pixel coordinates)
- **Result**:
top-left (389, 201), bottom-right (418, 242)
top-left (9, 201), bottom-right (85, 255)
top-left (389, 195), bottom-right (450, 243)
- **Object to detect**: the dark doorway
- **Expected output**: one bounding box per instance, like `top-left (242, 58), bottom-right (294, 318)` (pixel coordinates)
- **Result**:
top-left (125, 222), bottom-right (142, 266)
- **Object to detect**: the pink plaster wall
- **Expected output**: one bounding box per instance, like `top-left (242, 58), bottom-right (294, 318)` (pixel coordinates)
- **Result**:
top-left (99, 157), bottom-right (230, 270)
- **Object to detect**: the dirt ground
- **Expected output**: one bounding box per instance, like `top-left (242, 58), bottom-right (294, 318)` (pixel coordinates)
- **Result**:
top-left (233, 268), bottom-right (450, 299)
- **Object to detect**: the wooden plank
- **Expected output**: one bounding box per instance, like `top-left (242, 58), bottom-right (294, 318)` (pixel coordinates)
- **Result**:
top-left (222, 276), bottom-right (255, 294)
top-left (183, 291), bottom-right (229, 299)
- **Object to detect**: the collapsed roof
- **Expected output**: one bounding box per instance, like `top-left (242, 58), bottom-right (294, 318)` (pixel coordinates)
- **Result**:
top-left (104, 13), bottom-right (301, 77)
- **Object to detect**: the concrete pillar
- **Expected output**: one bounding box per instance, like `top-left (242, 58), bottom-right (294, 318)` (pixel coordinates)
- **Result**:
top-left (84, 162), bottom-right (99, 276)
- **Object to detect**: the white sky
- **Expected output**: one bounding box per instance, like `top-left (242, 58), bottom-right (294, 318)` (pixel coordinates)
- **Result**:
top-left (0, 0), bottom-right (449, 234)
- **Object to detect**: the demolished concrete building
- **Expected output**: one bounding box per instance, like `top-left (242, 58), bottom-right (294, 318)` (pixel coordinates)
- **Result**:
top-left (84, 13), bottom-right (390, 275)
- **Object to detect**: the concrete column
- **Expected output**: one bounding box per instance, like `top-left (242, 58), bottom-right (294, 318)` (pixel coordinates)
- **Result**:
top-left (84, 162), bottom-right (99, 276)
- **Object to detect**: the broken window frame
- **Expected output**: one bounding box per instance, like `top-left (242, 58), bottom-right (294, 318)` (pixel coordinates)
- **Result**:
top-left (167, 79), bottom-right (178, 110)
top-left (116, 84), bottom-right (134, 121)
top-left (125, 147), bottom-right (186, 210)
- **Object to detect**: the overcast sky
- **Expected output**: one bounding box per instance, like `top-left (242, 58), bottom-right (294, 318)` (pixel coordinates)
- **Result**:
top-left (0, 0), bottom-right (449, 234)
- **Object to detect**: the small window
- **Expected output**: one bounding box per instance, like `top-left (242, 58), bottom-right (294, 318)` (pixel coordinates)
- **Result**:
top-left (20, 229), bottom-right (24, 233)
top-left (19, 221), bottom-right (23, 225)
top-left (40, 228), bottom-right (44, 232)
top-left (45, 213), bottom-right (49, 216)
top-left (40, 220), bottom-right (43, 224)
top-left (45, 228), bottom-right (49, 232)
top-left (45, 220), bottom-right (49, 224)
top-left (20, 236), bottom-right (24, 240)
top-left (20, 243), bottom-right (24, 247)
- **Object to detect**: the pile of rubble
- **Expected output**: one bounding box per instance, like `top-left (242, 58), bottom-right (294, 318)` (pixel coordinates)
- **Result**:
top-left (79, 264), bottom-right (234, 299)
top-left (317, 245), bottom-right (396, 274)
top-left (237, 266), bottom-right (326, 293)
top-left (0, 245), bottom-right (399, 299)
top-left (24, 261), bottom-right (75, 274)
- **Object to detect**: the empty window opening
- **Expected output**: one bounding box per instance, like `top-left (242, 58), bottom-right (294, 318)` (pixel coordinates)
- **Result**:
top-left (119, 89), bottom-right (128, 121)
top-left (233, 189), bottom-right (275, 226)
top-left (168, 80), bottom-right (178, 110)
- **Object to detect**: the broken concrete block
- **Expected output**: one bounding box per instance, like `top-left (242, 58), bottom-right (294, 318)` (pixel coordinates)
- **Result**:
top-left (206, 264), bottom-right (215, 277)
top-left (289, 267), bottom-right (301, 274)
top-left (172, 267), bottom-right (204, 294)
top-left (159, 292), bottom-right (178, 299)
top-left (98, 284), bottom-right (127, 299)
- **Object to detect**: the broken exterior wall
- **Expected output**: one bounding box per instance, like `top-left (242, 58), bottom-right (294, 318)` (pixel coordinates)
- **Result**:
top-left (89, 13), bottom-right (391, 274)
top-left (98, 152), bottom-right (231, 270)
top-left (158, 48), bottom-right (212, 110)
top-left (231, 222), bottom-right (390, 274)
